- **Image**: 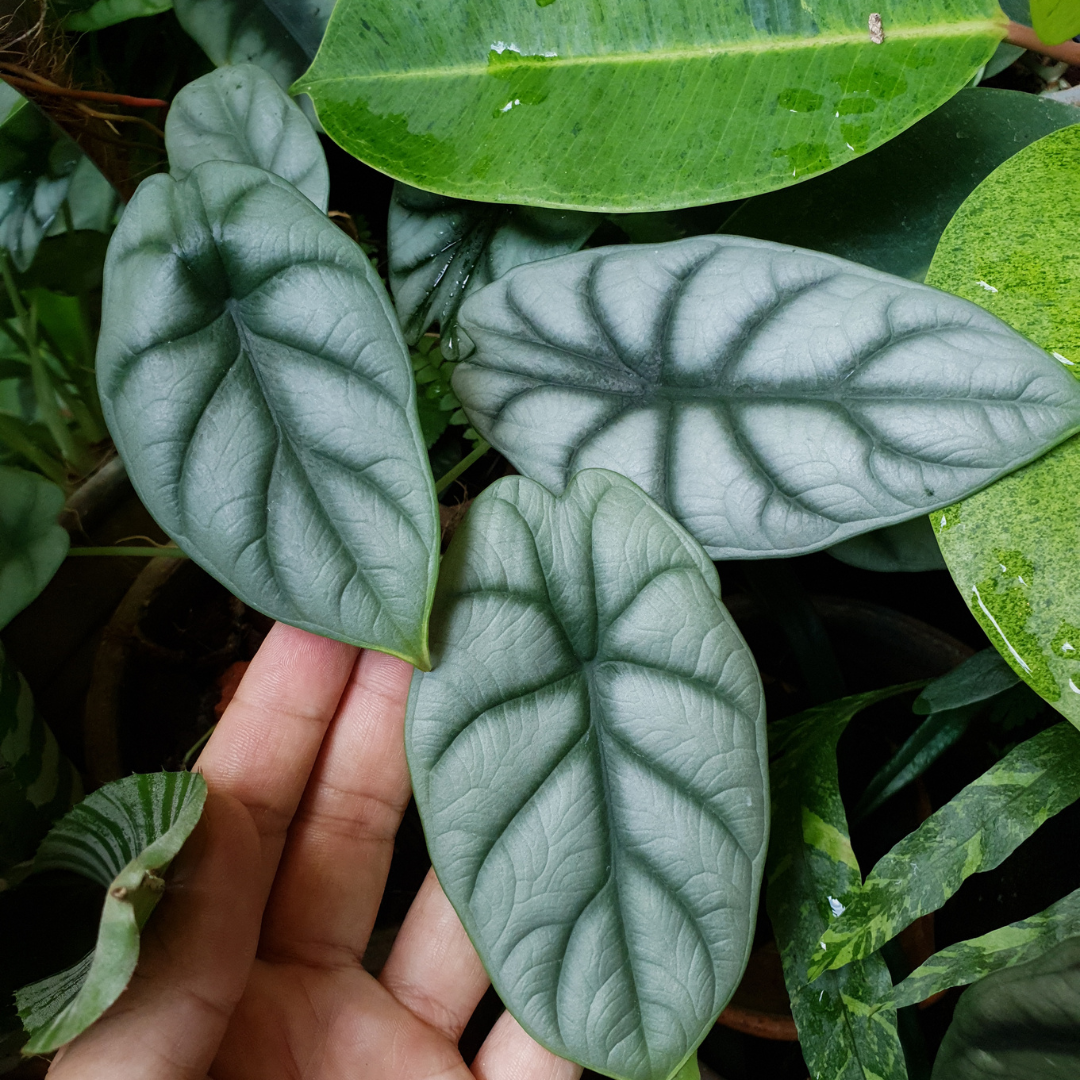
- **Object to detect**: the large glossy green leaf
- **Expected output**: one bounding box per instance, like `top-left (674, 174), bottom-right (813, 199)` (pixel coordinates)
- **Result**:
top-left (407, 469), bottom-right (768, 1080)
top-left (298, 0), bottom-right (1003, 211)
top-left (930, 936), bottom-right (1080, 1080)
top-left (1031, 0), bottom-right (1080, 43)
top-left (889, 885), bottom-right (1080, 1010)
top-left (388, 183), bottom-right (597, 359)
top-left (16, 771), bottom-right (206, 1054)
top-left (0, 466), bottom-right (68, 630)
top-left (927, 125), bottom-right (1080, 727)
top-left (0, 642), bottom-right (81, 878)
top-left (809, 722), bottom-right (1080, 978)
top-left (0, 86), bottom-right (82, 272)
top-left (96, 161), bottom-right (439, 667)
top-left (166, 64), bottom-right (329, 210)
top-left (452, 236), bottom-right (1080, 560)
top-left (721, 88), bottom-right (1079, 282)
top-left (767, 687), bottom-right (915, 1080)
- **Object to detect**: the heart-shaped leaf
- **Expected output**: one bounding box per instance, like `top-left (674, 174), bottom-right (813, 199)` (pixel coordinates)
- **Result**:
top-left (453, 236), bottom-right (1080, 560)
top-left (927, 124), bottom-right (1080, 726)
top-left (96, 161), bottom-right (439, 667)
top-left (0, 85), bottom-right (83, 272)
top-left (721, 88), bottom-right (1080, 282)
top-left (407, 469), bottom-right (768, 1080)
top-left (388, 182), bottom-right (598, 358)
top-left (166, 64), bottom-right (329, 210)
top-left (930, 937), bottom-right (1080, 1080)
top-left (16, 771), bottom-right (206, 1054)
top-left (0, 466), bottom-right (68, 630)
top-left (0, 642), bottom-right (82, 877)
top-left (298, 0), bottom-right (1004, 210)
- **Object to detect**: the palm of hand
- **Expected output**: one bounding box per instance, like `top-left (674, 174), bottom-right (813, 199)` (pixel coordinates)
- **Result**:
top-left (48, 625), bottom-right (579, 1080)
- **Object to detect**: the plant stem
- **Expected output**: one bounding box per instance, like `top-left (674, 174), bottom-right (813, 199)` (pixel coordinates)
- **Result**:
top-left (67, 546), bottom-right (188, 558)
top-left (181, 724), bottom-right (216, 768)
top-left (434, 440), bottom-right (490, 495)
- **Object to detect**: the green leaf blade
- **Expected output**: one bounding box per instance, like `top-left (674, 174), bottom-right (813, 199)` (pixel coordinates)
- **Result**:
top-left (96, 161), bottom-right (439, 666)
top-left (166, 64), bottom-right (330, 210)
top-left (928, 125), bottom-right (1080, 728)
top-left (766, 687), bottom-right (917, 1080)
top-left (407, 469), bottom-right (768, 1080)
top-left (811, 722), bottom-right (1080, 977)
top-left (300, 2), bottom-right (1004, 210)
top-left (1031, 0), bottom-right (1080, 44)
top-left (453, 237), bottom-right (1080, 560)
top-left (17, 772), bottom-right (207, 1054)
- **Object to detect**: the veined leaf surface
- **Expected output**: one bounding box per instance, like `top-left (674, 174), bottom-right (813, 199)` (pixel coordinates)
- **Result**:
top-left (0, 466), bottom-right (68, 630)
top-left (388, 182), bottom-right (598, 358)
top-left (928, 125), bottom-right (1080, 727)
top-left (96, 161), bottom-right (439, 666)
top-left (16, 771), bottom-right (206, 1054)
top-left (930, 936), bottom-right (1080, 1080)
top-left (810, 722), bottom-right (1080, 978)
top-left (890, 884), bottom-right (1080, 1009)
top-left (453, 236), bottom-right (1080, 560)
top-left (767, 687), bottom-right (915, 1080)
top-left (298, 0), bottom-right (1003, 211)
top-left (166, 64), bottom-right (329, 210)
top-left (407, 469), bottom-right (768, 1080)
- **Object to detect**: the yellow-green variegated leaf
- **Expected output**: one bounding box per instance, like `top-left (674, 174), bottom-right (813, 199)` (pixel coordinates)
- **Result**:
top-left (810, 722), bottom-right (1080, 979)
top-left (16, 772), bottom-right (206, 1054)
top-left (927, 125), bottom-right (1080, 729)
top-left (297, 0), bottom-right (1006, 211)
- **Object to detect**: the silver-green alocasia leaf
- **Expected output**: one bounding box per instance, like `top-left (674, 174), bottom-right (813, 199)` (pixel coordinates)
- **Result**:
top-left (298, 0), bottom-right (1003, 211)
top-left (810, 722), bottom-right (1080, 978)
top-left (453, 236), bottom-right (1080, 560)
top-left (407, 469), bottom-right (768, 1080)
top-left (767, 687), bottom-right (916, 1080)
top-left (16, 771), bottom-right (206, 1054)
top-left (388, 182), bottom-right (598, 359)
top-left (889, 884), bottom-right (1080, 1010)
top-left (96, 161), bottom-right (439, 667)
top-left (165, 63), bottom-right (329, 210)
top-left (0, 466), bottom-right (69, 630)
top-left (0, 642), bottom-right (81, 879)
top-left (930, 936), bottom-right (1080, 1080)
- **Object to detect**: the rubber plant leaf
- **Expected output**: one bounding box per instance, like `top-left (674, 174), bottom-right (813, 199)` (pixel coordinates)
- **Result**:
top-left (173, 0), bottom-right (335, 111)
top-left (766, 686), bottom-right (916, 1080)
top-left (0, 642), bottom-right (81, 879)
top-left (0, 466), bottom-right (68, 630)
top-left (15, 771), bottom-right (206, 1054)
top-left (0, 84), bottom-right (83, 272)
top-left (388, 182), bottom-right (598, 359)
top-left (720, 88), bottom-right (1079, 282)
top-left (927, 124), bottom-right (1080, 727)
top-left (452, 236), bottom-right (1080, 561)
top-left (930, 936), bottom-right (1080, 1080)
top-left (809, 722), bottom-right (1080, 978)
top-left (407, 469), bottom-right (768, 1080)
top-left (889, 883), bottom-right (1080, 1010)
top-left (1031, 0), bottom-right (1080, 44)
top-left (62, 0), bottom-right (174, 32)
top-left (827, 517), bottom-right (946, 573)
top-left (95, 161), bottom-right (439, 668)
top-left (166, 64), bottom-right (329, 210)
top-left (296, 0), bottom-right (1004, 211)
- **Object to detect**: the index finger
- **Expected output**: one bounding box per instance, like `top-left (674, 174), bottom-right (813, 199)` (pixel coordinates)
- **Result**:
top-left (195, 622), bottom-right (359, 893)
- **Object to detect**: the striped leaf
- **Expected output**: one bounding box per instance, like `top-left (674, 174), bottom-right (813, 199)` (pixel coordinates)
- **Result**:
top-left (889, 884), bottom-right (1080, 1009)
top-left (0, 466), bottom-right (69, 630)
top-left (0, 642), bottom-right (81, 878)
top-left (766, 686), bottom-right (917, 1080)
top-left (16, 771), bottom-right (207, 1054)
top-left (810, 722), bottom-right (1080, 979)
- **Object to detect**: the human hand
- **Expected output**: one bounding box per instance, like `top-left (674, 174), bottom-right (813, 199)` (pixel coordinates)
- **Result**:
top-left (47, 623), bottom-right (582, 1080)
